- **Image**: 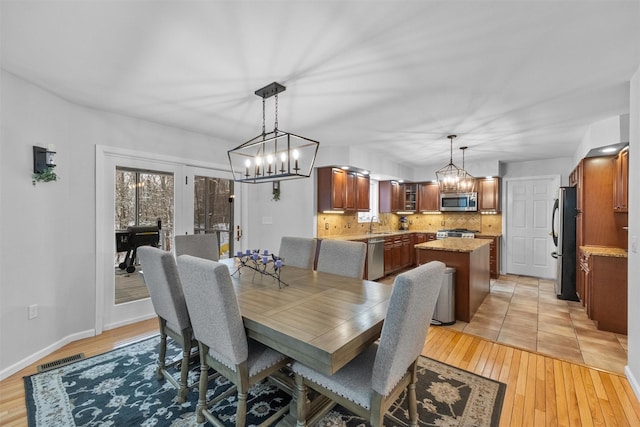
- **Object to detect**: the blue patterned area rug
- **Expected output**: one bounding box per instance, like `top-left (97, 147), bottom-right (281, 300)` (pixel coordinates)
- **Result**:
top-left (24, 336), bottom-right (505, 426)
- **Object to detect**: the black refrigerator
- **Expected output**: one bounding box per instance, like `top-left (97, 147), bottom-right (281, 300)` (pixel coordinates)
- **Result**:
top-left (551, 186), bottom-right (579, 301)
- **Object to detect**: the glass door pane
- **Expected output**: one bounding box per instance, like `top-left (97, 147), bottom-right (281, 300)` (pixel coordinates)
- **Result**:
top-left (114, 167), bottom-right (174, 304)
top-left (193, 176), bottom-right (234, 259)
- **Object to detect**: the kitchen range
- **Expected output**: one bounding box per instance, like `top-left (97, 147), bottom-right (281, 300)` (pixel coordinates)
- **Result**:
top-left (436, 229), bottom-right (480, 239)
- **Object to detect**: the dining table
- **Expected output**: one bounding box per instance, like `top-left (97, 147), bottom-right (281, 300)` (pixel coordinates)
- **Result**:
top-left (219, 257), bottom-right (393, 376)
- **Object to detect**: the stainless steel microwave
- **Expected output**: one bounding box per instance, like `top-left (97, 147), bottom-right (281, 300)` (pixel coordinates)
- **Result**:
top-left (440, 192), bottom-right (478, 212)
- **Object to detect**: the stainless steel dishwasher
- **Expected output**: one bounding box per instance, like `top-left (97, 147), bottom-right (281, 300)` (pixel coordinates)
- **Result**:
top-left (367, 238), bottom-right (385, 280)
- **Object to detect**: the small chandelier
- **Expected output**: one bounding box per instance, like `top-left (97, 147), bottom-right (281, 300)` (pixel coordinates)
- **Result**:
top-left (435, 135), bottom-right (475, 193)
top-left (458, 145), bottom-right (476, 192)
top-left (228, 82), bottom-right (319, 183)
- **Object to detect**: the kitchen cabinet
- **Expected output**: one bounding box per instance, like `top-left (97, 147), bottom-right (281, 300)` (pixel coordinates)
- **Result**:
top-left (415, 239), bottom-right (491, 322)
top-left (379, 181), bottom-right (404, 213)
top-left (356, 174), bottom-right (370, 211)
top-left (418, 182), bottom-right (440, 212)
top-left (580, 249), bottom-right (627, 335)
top-left (413, 233), bottom-right (436, 265)
top-left (613, 147), bottom-right (628, 212)
top-left (345, 171), bottom-right (357, 211)
top-left (317, 167), bottom-right (369, 212)
top-left (477, 235), bottom-right (500, 279)
top-left (573, 156), bottom-right (628, 301)
top-left (384, 237), bottom-right (394, 274)
top-left (401, 234), bottom-right (413, 266)
top-left (403, 183), bottom-right (418, 212)
top-left (317, 167), bottom-right (346, 212)
top-left (477, 177), bottom-right (501, 213)
top-left (384, 234), bottom-right (413, 274)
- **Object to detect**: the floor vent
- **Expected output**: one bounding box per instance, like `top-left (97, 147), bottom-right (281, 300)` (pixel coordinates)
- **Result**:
top-left (37, 353), bottom-right (85, 373)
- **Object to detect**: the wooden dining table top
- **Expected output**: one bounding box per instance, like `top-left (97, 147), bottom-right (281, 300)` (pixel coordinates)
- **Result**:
top-left (219, 258), bottom-right (392, 375)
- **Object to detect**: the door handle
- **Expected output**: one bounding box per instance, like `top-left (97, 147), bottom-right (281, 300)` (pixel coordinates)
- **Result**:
top-left (551, 251), bottom-right (560, 259)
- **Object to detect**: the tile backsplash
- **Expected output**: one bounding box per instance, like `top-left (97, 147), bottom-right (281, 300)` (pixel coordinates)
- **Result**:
top-left (316, 212), bottom-right (502, 238)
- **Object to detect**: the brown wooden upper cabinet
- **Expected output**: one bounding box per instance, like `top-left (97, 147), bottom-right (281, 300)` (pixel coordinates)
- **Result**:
top-left (356, 174), bottom-right (370, 212)
top-left (403, 183), bottom-right (418, 212)
top-left (379, 181), bottom-right (405, 213)
top-left (613, 147), bottom-right (628, 213)
top-left (418, 182), bottom-right (440, 212)
top-left (477, 177), bottom-right (501, 213)
top-left (317, 167), bottom-right (370, 212)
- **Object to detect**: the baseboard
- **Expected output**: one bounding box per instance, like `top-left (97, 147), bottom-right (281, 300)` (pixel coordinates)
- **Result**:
top-left (103, 312), bottom-right (156, 331)
top-left (0, 328), bottom-right (95, 381)
top-left (625, 365), bottom-right (640, 402)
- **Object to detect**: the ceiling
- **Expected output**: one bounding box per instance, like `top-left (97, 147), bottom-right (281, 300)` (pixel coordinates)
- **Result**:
top-left (2, 1), bottom-right (639, 171)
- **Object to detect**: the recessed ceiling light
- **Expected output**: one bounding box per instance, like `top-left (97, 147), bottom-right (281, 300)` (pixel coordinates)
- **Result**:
top-left (341, 166), bottom-right (350, 170)
top-left (600, 147), bottom-right (617, 153)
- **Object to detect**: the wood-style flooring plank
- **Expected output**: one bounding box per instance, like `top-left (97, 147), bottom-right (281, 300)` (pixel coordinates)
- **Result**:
top-left (571, 363), bottom-right (594, 427)
top-left (3, 322), bottom-right (640, 427)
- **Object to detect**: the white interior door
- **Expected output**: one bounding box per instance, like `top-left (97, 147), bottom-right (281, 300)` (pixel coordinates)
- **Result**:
top-left (505, 176), bottom-right (560, 278)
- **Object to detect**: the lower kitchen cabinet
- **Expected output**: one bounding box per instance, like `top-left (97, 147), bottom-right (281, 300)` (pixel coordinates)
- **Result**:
top-left (477, 235), bottom-right (500, 279)
top-left (384, 234), bottom-right (414, 275)
top-left (580, 248), bottom-right (627, 335)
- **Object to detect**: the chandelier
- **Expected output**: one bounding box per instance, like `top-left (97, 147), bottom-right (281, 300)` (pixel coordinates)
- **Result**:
top-left (435, 135), bottom-right (475, 193)
top-left (228, 82), bottom-right (319, 183)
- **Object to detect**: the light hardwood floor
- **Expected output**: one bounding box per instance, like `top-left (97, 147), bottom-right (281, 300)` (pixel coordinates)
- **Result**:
top-left (1, 318), bottom-right (639, 426)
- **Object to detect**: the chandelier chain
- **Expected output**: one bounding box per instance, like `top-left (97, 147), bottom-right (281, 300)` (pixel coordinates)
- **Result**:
top-left (261, 97), bottom-right (266, 136)
top-left (274, 92), bottom-right (279, 132)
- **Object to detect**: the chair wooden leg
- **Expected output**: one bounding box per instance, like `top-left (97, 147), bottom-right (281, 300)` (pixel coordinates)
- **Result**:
top-left (236, 390), bottom-right (247, 427)
top-left (177, 339), bottom-right (190, 403)
top-left (407, 381), bottom-right (418, 427)
top-left (196, 344), bottom-right (209, 424)
top-left (157, 320), bottom-right (167, 381)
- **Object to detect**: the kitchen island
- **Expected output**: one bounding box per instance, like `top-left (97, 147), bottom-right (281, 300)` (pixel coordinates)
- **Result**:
top-left (415, 238), bottom-right (491, 322)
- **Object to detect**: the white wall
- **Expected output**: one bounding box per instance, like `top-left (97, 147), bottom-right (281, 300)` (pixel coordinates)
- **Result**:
top-left (502, 157), bottom-right (574, 186)
top-left (244, 177), bottom-right (316, 253)
top-left (626, 66), bottom-right (640, 399)
top-left (573, 115), bottom-right (624, 165)
top-left (0, 71), bottom-right (229, 378)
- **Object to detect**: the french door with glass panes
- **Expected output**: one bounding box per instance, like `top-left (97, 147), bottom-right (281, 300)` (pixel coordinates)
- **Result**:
top-left (181, 166), bottom-right (237, 260)
top-left (97, 147), bottom-right (241, 333)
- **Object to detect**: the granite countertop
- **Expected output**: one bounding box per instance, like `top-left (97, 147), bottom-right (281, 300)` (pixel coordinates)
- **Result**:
top-left (323, 230), bottom-right (502, 241)
top-left (475, 232), bottom-right (502, 238)
top-left (579, 245), bottom-right (628, 258)
top-left (415, 237), bottom-right (492, 253)
top-left (323, 230), bottom-right (430, 241)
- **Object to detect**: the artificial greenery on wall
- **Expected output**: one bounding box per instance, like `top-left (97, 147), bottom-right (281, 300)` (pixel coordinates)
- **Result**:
top-left (32, 167), bottom-right (58, 185)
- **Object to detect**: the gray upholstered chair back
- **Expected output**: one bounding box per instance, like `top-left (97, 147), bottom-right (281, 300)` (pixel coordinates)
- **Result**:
top-left (316, 240), bottom-right (367, 279)
top-left (177, 255), bottom-right (248, 366)
top-left (372, 261), bottom-right (445, 396)
top-left (174, 234), bottom-right (219, 261)
top-left (278, 236), bottom-right (317, 269)
top-left (137, 246), bottom-right (190, 331)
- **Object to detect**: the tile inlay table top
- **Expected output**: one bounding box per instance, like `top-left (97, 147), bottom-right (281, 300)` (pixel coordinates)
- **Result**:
top-left (220, 259), bottom-right (392, 375)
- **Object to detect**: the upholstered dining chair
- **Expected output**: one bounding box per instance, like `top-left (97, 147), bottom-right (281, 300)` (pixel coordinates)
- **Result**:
top-left (316, 239), bottom-right (367, 279)
top-left (174, 233), bottom-right (219, 261)
top-left (278, 236), bottom-right (317, 269)
top-left (137, 246), bottom-right (198, 403)
top-left (176, 255), bottom-right (290, 426)
top-left (291, 261), bottom-right (446, 427)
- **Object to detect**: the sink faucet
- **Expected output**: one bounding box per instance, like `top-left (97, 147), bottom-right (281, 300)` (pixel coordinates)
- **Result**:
top-left (369, 216), bottom-right (378, 234)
